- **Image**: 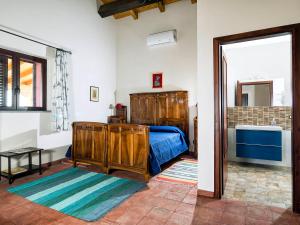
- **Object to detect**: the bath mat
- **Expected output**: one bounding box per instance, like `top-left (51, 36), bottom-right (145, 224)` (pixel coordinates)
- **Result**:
top-left (155, 159), bottom-right (198, 185)
top-left (8, 167), bottom-right (146, 221)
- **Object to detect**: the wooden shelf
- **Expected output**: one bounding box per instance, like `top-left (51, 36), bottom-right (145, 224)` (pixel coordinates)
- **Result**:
top-left (1, 165), bottom-right (40, 179)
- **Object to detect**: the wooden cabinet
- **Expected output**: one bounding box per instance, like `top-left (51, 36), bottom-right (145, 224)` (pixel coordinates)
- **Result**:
top-left (107, 116), bottom-right (126, 124)
top-left (130, 91), bottom-right (188, 135)
top-left (72, 122), bottom-right (107, 171)
top-left (108, 105), bottom-right (128, 124)
top-left (107, 124), bottom-right (150, 180)
top-left (116, 106), bottom-right (127, 121)
top-left (194, 117), bottom-right (198, 159)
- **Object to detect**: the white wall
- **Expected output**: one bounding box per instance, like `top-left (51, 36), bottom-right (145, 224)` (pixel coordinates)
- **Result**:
top-left (0, 0), bottom-right (117, 169)
top-left (224, 41), bottom-right (292, 107)
top-left (197, 0), bottom-right (300, 192)
top-left (116, 0), bottom-right (197, 146)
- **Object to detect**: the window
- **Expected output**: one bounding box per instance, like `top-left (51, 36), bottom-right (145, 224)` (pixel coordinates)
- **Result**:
top-left (0, 48), bottom-right (47, 111)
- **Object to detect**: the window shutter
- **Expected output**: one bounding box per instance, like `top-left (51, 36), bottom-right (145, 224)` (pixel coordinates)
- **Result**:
top-left (0, 56), bottom-right (8, 107)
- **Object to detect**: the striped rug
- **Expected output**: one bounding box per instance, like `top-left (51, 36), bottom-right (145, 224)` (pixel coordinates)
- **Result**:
top-left (8, 167), bottom-right (146, 221)
top-left (155, 159), bottom-right (198, 185)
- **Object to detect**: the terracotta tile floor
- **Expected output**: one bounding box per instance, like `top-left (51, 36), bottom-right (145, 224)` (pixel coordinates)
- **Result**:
top-left (0, 162), bottom-right (299, 225)
top-left (223, 162), bottom-right (292, 209)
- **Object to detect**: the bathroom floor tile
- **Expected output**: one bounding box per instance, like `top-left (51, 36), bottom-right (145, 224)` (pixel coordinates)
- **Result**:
top-left (223, 162), bottom-right (292, 209)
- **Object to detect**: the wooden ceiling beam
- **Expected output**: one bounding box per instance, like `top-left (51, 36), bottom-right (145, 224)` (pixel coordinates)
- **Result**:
top-left (130, 10), bottom-right (138, 20)
top-left (158, 1), bottom-right (165, 12)
top-left (100, 0), bottom-right (195, 20)
top-left (99, 0), bottom-right (160, 18)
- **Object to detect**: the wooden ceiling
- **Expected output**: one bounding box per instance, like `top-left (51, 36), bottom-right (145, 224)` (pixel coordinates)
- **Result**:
top-left (99, 0), bottom-right (196, 20)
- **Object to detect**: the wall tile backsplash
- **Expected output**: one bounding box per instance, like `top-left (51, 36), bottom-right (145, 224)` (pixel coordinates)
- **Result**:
top-left (227, 106), bottom-right (292, 130)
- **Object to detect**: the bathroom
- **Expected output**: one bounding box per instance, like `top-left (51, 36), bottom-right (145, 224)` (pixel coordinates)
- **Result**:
top-left (223, 34), bottom-right (292, 209)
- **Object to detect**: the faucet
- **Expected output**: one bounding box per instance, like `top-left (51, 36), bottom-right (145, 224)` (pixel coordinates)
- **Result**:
top-left (271, 118), bottom-right (277, 126)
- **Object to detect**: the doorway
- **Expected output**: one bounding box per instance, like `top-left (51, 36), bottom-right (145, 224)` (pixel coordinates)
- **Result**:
top-left (213, 23), bottom-right (300, 213)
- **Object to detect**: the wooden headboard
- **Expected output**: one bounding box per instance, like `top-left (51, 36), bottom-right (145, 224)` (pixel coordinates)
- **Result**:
top-left (130, 91), bottom-right (189, 136)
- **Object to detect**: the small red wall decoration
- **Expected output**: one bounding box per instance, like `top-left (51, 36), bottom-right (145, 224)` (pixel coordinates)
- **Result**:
top-left (152, 73), bottom-right (163, 88)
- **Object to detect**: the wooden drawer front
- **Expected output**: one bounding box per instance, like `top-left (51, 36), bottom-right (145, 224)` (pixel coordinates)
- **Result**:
top-left (108, 125), bottom-right (149, 170)
top-left (108, 116), bottom-right (126, 124)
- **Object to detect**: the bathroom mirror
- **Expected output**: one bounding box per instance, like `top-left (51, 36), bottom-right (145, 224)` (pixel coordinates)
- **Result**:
top-left (236, 81), bottom-right (273, 106)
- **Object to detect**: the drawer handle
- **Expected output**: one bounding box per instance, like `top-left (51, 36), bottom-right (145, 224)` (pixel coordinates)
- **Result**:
top-left (237, 143), bottom-right (282, 148)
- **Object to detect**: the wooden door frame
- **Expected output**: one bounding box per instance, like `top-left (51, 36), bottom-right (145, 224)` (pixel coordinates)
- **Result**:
top-left (221, 54), bottom-right (228, 195)
top-left (213, 23), bottom-right (300, 213)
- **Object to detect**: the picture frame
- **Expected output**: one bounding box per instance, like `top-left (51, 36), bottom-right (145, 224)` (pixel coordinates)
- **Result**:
top-left (90, 86), bottom-right (99, 102)
top-left (152, 73), bottom-right (163, 88)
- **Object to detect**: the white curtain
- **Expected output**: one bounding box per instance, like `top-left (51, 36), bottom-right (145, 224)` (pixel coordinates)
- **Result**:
top-left (52, 50), bottom-right (70, 131)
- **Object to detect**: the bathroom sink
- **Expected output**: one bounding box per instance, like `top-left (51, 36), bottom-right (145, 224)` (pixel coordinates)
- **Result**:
top-left (235, 125), bottom-right (282, 131)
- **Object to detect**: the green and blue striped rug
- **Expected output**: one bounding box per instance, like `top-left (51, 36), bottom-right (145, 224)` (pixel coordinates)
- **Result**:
top-left (155, 159), bottom-right (198, 185)
top-left (8, 167), bottom-right (146, 221)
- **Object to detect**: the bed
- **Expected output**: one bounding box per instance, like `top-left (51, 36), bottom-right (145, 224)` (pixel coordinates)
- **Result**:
top-left (106, 91), bottom-right (189, 180)
top-left (149, 126), bottom-right (189, 175)
top-left (72, 90), bottom-right (189, 181)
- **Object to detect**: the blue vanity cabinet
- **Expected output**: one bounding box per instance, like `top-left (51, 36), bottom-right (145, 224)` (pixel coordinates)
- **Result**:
top-left (236, 129), bottom-right (282, 161)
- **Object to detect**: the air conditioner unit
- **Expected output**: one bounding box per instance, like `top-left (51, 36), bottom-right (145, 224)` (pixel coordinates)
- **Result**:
top-left (147, 30), bottom-right (177, 47)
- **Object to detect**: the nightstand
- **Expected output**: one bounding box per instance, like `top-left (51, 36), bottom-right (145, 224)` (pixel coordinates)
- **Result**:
top-left (107, 116), bottom-right (126, 124)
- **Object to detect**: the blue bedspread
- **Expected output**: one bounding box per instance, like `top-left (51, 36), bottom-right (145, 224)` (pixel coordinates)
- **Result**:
top-left (149, 126), bottom-right (189, 175)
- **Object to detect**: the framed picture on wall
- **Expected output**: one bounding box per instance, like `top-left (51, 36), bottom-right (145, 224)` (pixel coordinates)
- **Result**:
top-left (152, 73), bottom-right (163, 88)
top-left (90, 86), bottom-right (99, 102)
